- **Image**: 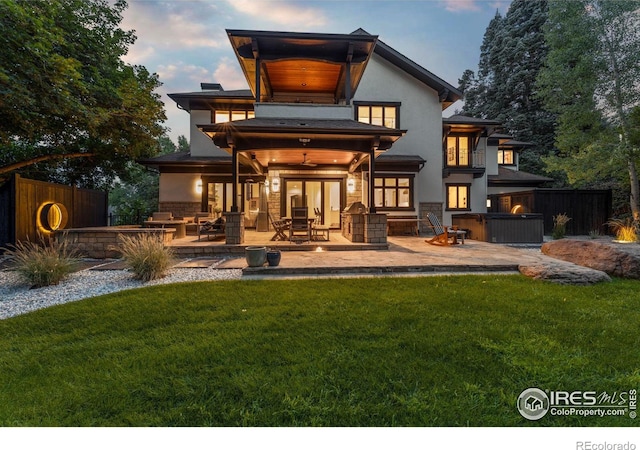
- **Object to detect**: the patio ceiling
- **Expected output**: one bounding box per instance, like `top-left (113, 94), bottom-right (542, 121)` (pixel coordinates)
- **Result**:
top-left (198, 117), bottom-right (406, 171)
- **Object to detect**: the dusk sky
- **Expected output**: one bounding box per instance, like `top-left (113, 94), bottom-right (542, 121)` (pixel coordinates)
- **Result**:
top-left (119, 0), bottom-right (513, 143)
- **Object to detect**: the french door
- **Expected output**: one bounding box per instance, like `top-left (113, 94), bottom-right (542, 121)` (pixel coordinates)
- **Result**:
top-left (284, 179), bottom-right (343, 228)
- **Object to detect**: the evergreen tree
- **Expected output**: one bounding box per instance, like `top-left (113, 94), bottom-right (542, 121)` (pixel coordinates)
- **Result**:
top-left (459, 0), bottom-right (555, 174)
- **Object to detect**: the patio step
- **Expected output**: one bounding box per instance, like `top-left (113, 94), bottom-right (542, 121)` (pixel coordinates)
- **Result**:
top-left (169, 242), bottom-right (389, 258)
top-left (242, 264), bottom-right (519, 276)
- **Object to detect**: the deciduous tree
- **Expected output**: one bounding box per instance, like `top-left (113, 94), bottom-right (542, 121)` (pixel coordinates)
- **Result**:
top-left (0, 0), bottom-right (166, 189)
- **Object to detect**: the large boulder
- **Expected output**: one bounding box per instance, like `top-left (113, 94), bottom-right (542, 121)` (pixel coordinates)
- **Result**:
top-left (519, 262), bottom-right (611, 285)
top-left (541, 239), bottom-right (640, 279)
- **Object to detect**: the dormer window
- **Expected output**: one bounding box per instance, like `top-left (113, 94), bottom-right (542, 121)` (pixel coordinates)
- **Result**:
top-left (498, 149), bottom-right (515, 165)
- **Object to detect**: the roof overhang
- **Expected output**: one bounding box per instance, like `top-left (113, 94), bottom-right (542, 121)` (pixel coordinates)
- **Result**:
top-left (198, 117), bottom-right (406, 170)
top-left (227, 29), bottom-right (377, 103)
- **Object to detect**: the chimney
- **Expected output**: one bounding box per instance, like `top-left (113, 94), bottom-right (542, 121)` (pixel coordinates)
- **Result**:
top-left (200, 83), bottom-right (223, 91)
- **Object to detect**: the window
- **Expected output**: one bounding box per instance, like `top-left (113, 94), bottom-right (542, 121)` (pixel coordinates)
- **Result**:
top-left (374, 176), bottom-right (413, 209)
top-left (446, 184), bottom-right (470, 210)
top-left (213, 109), bottom-right (255, 123)
top-left (446, 135), bottom-right (471, 167)
top-left (498, 149), bottom-right (514, 165)
top-left (356, 103), bottom-right (399, 128)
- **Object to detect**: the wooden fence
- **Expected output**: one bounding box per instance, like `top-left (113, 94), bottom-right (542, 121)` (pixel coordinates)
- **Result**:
top-left (488, 189), bottom-right (612, 235)
top-left (0, 174), bottom-right (107, 249)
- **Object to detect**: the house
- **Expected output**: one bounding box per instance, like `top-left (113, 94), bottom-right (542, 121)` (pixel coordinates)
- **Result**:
top-left (141, 29), bottom-right (548, 244)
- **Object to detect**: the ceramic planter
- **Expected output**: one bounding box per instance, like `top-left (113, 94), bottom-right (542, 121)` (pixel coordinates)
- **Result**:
top-left (245, 246), bottom-right (267, 267)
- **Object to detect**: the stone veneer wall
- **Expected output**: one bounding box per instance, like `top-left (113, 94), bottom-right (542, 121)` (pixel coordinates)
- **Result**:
top-left (159, 202), bottom-right (202, 218)
top-left (224, 212), bottom-right (244, 244)
top-left (363, 213), bottom-right (387, 244)
top-left (56, 227), bottom-right (174, 259)
top-left (419, 202), bottom-right (443, 234)
top-left (341, 212), bottom-right (364, 242)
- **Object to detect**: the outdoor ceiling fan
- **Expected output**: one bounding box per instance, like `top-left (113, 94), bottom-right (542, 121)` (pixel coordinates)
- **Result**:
top-left (290, 153), bottom-right (317, 167)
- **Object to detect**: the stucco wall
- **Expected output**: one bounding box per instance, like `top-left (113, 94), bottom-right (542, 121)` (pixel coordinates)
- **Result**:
top-left (160, 173), bottom-right (201, 203)
top-left (354, 53), bottom-right (444, 212)
top-left (190, 110), bottom-right (228, 157)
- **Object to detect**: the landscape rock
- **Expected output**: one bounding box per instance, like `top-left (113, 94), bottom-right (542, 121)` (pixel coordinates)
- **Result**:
top-left (519, 262), bottom-right (611, 285)
top-left (541, 239), bottom-right (640, 279)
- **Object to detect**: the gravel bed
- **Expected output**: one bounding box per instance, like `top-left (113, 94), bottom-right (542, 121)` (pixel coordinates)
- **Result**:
top-left (0, 260), bottom-right (242, 320)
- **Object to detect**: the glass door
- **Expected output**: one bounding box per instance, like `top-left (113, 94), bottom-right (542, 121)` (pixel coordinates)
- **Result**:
top-left (283, 179), bottom-right (343, 228)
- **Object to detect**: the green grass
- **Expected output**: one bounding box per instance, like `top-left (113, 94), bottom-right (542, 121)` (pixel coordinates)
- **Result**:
top-left (0, 275), bottom-right (638, 426)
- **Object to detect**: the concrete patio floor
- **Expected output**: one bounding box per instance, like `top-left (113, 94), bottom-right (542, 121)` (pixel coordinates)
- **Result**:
top-left (213, 236), bottom-right (553, 276)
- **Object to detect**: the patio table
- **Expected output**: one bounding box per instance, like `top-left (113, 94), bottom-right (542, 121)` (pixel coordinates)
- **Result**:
top-left (144, 219), bottom-right (187, 239)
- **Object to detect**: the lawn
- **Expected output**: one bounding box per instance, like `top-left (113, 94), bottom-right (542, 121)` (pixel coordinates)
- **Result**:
top-left (0, 275), bottom-right (638, 426)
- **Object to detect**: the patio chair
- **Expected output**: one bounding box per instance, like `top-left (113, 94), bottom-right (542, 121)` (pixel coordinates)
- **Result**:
top-left (424, 212), bottom-right (466, 246)
top-left (289, 207), bottom-right (311, 243)
top-left (311, 207), bottom-right (330, 241)
top-left (269, 213), bottom-right (290, 241)
top-left (197, 216), bottom-right (226, 241)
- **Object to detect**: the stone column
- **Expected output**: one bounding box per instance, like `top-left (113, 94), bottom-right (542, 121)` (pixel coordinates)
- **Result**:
top-left (224, 212), bottom-right (244, 244)
top-left (363, 213), bottom-right (387, 244)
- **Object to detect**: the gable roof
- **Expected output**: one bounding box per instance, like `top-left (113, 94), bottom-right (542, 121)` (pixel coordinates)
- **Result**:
top-left (352, 28), bottom-right (462, 109)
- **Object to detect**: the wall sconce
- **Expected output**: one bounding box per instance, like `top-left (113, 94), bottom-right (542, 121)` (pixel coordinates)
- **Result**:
top-left (347, 177), bottom-right (356, 194)
top-left (271, 177), bottom-right (280, 193)
top-left (195, 179), bottom-right (203, 195)
top-left (486, 198), bottom-right (492, 208)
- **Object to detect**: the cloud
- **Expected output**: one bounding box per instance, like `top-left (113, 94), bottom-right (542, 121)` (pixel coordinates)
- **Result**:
top-left (440, 0), bottom-right (482, 12)
top-left (121, 1), bottom-right (228, 57)
top-left (213, 57), bottom-right (249, 90)
top-left (226, 0), bottom-right (328, 27)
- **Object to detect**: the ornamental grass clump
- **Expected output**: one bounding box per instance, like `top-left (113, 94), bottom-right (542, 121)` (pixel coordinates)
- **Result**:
top-left (607, 217), bottom-right (638, 243)
top-left (2, 237), bottom-right (79, 288)
top-left (552, 213), bottom-right (571, 239)
top-left (119, 233), bottom-right (175, 281)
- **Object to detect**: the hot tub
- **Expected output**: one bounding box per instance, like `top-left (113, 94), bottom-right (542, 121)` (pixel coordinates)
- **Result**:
top-left (452, 213), bottom-right (543, 244)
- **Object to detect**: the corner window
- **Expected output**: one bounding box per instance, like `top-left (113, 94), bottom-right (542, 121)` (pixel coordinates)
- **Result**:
top-left (356, 103), bottom-right (399, 128)
top-left (374, 176), bottom-right (413, 209)
top-left (498, 150), bottom-right (514, 165)
top-left (213, 109), bottom-right (255, 123)
top-left (446, 184), bottom-right (470, 210)
top-left (446, 135), bottom-right (471, 167)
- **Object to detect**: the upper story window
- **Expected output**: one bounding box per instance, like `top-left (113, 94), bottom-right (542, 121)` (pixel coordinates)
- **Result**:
top-left (213, 109), bottom-right (255, 123)
top-left (446, 135), bottom-right (471, 167)
top-left (373, 176), bottom-right (413, 209)
top-left (498, 149), bottom-right (515, 165)
top-left (355, 103), bottom-right (399, 129)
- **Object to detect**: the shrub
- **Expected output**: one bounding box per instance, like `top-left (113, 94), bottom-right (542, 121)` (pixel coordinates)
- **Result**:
top-left (119, 233), bottom-right (175, 281)
top-left (552, 213), bottom-right (571, 239)
top-left (2, 237), bottom-right (79, 288)
top-left (607, 217), bottom-right (638, 243)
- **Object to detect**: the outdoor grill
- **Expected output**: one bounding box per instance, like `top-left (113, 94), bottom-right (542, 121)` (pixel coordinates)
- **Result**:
top-left (342, 201), bottom-right (366, 214)
top-left (341, 202), bottom-right (367, 241)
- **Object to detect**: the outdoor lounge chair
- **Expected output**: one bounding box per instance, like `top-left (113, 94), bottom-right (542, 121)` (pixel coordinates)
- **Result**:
top-left (269, 213), bottom-right (290, 241)
top-left (424, 212), bottom-right (466, 246)
top-left (289, 207), bottom-right (311, 243)
top-left (197, 216), bottom-right (226, 241)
